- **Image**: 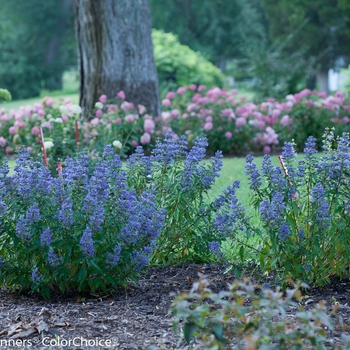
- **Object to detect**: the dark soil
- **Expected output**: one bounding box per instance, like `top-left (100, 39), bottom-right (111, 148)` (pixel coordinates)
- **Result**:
top-left (0, 264), bottom-right (349, 349)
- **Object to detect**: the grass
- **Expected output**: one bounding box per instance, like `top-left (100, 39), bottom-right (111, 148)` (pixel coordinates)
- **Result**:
top-left (2, 71), bottom-right (79, 111)
top-left (2, 69), bottom-right (255, 112)
top-left (209, 154), bottom-right (283, 206)
top-left (2, 94), bottom-right (79, 111)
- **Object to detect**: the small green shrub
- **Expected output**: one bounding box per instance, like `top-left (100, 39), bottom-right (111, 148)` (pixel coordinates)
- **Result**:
top-left (0, 88), bottom-right (11, 102)
top-left (152, 30), bottom-right (226, 89)
top-left (172, 276), bottom-right (350, 349)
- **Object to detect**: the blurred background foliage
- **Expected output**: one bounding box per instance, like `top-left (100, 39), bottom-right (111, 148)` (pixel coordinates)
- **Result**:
top-left (152, 29), bottom-right (226, 96)
top-left (0, 0), bottom-right (350, 100)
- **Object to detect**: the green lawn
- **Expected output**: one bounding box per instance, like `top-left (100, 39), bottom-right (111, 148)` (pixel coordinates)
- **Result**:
top-left (209, 154), bottom-right (283, 206)
top-left (2, 91), bottom-right (253, 112)
top-left (2, 93), bottom-right (79, 111)
top-left (2, 71), bottom-right (79, 111)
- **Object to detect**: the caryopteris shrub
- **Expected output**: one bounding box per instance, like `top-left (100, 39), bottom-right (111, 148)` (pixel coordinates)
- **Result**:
top-left (0, 132), bottom-right (241, 297)
top-left (219, 129), bottom-right (350, 286)
top-left (0, 146), bottom-right (165, 298)
top-left (125, 131), bottom-right (236, 264)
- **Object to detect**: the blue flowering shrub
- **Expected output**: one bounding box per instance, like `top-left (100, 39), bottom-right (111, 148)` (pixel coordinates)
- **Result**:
top-left (224, 128), bottom-right (350, 286)
top-left (0, 146), bottom-right (165, 298)
top-left (125, 131), bottom-right (239, 264)
top-left (0, 132), bottom-right (242, 297)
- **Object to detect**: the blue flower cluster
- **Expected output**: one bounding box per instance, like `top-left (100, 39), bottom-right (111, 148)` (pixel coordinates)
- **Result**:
top-left (304, 136), bottom-right (317, 155)
top-left (182, 138), bottom-right (223, 190)
top-left (214, 181), bottom-right (248, 238)
top-left (80, 228), bottom-right (95, 257)
top-left (31, 267), bottom-right (41, 284)
top-left (14, 149), bottom-right (52, 199)
top-left (281, 142), bottom-right (296, 161)
top-left (131, 246), bottom-right (153, 272)
top-left (106, 245), bottom-right (122, 268)
top-left (311, 183), bottom-right (330, 228)
top-left (40, 228), bottom-right (52, 247)
top-left (261, 154), bottom-right (274, 179)
top-left (208, 241), bottom-right (221, 255)
top-left (48, 248), bottom-right (62, 267)
top-left (245, 155), bottom-right (261, 191)
top-left (152, 131), bottom-right (188, 167)
top-left (260, 192), bottom-right (289, 238)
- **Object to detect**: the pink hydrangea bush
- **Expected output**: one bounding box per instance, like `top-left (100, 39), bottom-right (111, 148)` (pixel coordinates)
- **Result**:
top-left (274, 90), bottom-right (350, 150)
top-left (160, 86), bottom-right (350, 154)
top-left (160, 85), bottom-right (262, 155)
top-left (0, 87), bottom-right (348, 162)
top-left (88, 92), bottom-right (157, 154)
top-left (0, 92), bottom-right (157, 168)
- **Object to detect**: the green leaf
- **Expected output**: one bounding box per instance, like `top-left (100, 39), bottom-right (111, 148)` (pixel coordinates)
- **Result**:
top-left (183, 323), bottom-right (197, 344)
top-left (78, 265), bottom-right (87, 283)
top-left (212, 324), bottom-right (224, 340)
top-left (239, 246), bottom-right (244, 262)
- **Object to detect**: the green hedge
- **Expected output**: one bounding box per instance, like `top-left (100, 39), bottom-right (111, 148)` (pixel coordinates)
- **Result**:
top-left (152, 30), bottom-right (226, 89)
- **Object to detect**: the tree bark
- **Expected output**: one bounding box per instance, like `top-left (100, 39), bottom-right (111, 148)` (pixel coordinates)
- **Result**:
top-left (317, 70), bottom-right (329, 94)
top-left (216, 55), bottom-right (226, 74)
top-left (73, 0), bottom-right (160, 118)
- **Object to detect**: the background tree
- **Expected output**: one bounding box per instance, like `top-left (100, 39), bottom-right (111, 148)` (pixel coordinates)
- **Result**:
top-left (149, 0), bottom-right (265, 73)
top-left (262, 0), bottom-right (350, 92)
top-left (73, 0), bottom-right (160, 117)
top-left (0, 0), bottom-right (75, 99)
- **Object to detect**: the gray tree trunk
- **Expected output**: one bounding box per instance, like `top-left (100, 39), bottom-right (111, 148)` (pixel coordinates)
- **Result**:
top-left (317, 70), bottom-right (329, 94)
top-left (216, 55), bottom-right (226, 74)
top-left (73, 0), bottom-right (160, 118)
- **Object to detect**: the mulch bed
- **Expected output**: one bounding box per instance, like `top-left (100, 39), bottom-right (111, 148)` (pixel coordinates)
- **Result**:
top-left (0, 264), bottom-right (349, 349)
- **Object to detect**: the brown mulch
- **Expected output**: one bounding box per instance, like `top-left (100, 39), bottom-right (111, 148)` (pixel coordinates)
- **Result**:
top-left (0, 264), bottom-right (349, 349)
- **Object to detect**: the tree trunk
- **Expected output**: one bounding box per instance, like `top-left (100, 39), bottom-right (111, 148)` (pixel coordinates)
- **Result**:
top-left (317, 70), bottom-right (329, 94)
top-left (73, 0), bottom-right (160, 118)
top-left (306, 74), bottom-right (316, 90)
top-left (216, 55), bottom-right (226, 74)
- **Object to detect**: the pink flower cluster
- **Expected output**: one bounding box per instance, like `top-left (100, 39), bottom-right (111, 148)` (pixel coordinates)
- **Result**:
top-left (0, 97), bottom-right (80, 154)
top-left (160, 85), bottom-right (349, 154)
top-left (0, 87), bottom-right (348, 157)
top-left (84, 92), bottom-right (156, 147)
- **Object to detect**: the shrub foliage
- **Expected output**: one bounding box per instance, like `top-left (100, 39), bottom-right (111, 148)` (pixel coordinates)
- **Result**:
top-left (0, 146), bottom-right (165, 298)
top-left (222, 130), bottom-right (350, 286)
top-left (172, 276), bottom-right (350, 349)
